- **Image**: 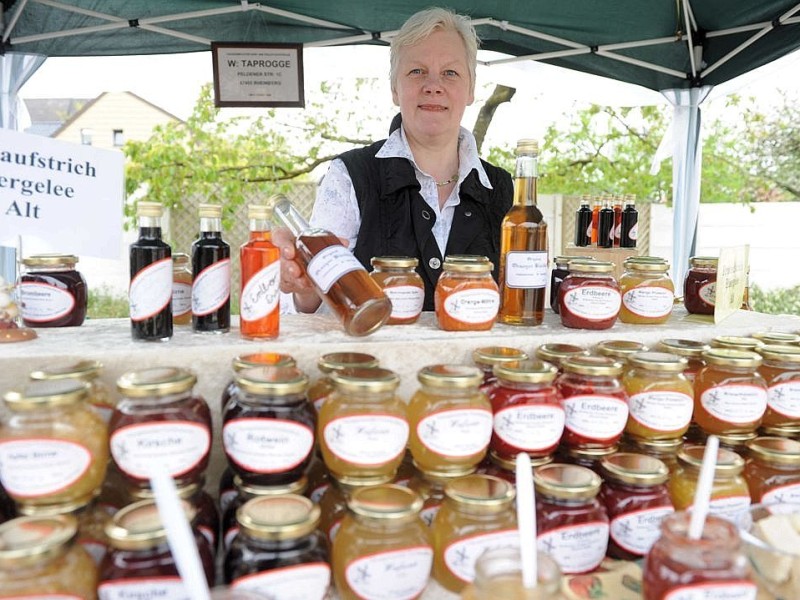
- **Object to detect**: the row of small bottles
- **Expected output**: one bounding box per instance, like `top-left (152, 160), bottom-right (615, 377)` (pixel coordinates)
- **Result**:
top-left (574, 194), bottom-right (639, 248)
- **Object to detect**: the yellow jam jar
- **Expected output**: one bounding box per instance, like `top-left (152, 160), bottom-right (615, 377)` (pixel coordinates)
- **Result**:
top-left (618, 258), bottom-right (675, 324)
top-left (29, 358), bottom-right (117, 423)
top-left (369, 256), bottom-right (425, 325)
top-left (756, 344), bottom-right (800, 429)
top-left (307, 352), bottom-right (379, 413)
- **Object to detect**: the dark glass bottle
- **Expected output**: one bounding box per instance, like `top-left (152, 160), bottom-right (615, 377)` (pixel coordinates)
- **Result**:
top-left (192, 203), bottom-right (231, 333)
top-left (598, 200), bottom-right (615, 248)
top-left (129, 202), bottom-right (172, 341)
top-left (574, 197), bottom-right (592, 247)
top-left (620, 200), bottom-right (639, 248)
top-left (612, 195), bottom-right (624, 247)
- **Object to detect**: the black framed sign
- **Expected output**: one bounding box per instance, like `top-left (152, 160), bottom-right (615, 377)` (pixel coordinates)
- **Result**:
top-left (211, 42), bottom-right (305, 107)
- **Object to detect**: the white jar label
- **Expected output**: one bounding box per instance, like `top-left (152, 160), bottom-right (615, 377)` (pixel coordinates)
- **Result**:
top-left (610, 506), bottom-right (674, 555)
top-left (224, 525), bottom-right (239, 549)
top-left (706, 495), bottom-right (751, 524)
top-left (443, 289), bottom-right (500, 323)
top-left (306, 245), bottom-right (364, 294)
top-left (536, 522), bottom-right (609, 574)
top-left (767, 380), bottom-right (800, 418)
top-left (562, 395), bottom-right (628, 441)
top-left (232, 562), bottom-right (331, 600)
top-left (345, 546), bottom-right (433, 600)
top-left (110, 421), bottom-right (210, 479)
top-left (622, 285), bottom-right (674, 318)
top-left (240, 261), bottom-right (280, 321)
top-left (628, 390), bottom-right (694, 432)
top-left (444, 529), bottom-right (520, 583)
top-left (700, 384), bottom-right (767, 424)
top-left (562, 286), bottom-right (621, 320)
top-left (663, 582), bottom-right (757, 600)
top-left (505, 251), bottom-right (548, 288)
top-left (18, 282), bottom-right (75, 322)
top-left (761, 482), bottom-right (800, 506)
top-left (192, 257), bottom-right (231, 315)
top-left (171, 281), bottom-right (192, 317)
top-left (699, 281), bottom-right (717, 305)
top-left (223, 418), bottom-right (313, 472)
top-left (493, 405), bottom-right (565, 451)
top-left (417, 408), bottom-right (493, 457)
top-left (129, 257), bottom-right (172, 321)
top-left (0, 439), bottom-right (91, 497)
top-left (98, 578), bottom-right (188, 600)
top-left (323, 414), bottom-right (408, 465)
top-left (384, 285), bottom-right (424, 319)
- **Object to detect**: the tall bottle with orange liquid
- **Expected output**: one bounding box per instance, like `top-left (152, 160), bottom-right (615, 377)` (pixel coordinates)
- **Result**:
top-left (239, 204), bottom-right (280, 339)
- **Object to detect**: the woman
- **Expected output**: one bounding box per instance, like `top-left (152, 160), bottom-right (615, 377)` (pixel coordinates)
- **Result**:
top-left (278, 7), bottom-right (513, 312)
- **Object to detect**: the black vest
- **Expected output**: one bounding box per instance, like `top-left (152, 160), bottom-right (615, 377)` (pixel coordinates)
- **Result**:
top-left (338, 140), bottom-right (513, 310)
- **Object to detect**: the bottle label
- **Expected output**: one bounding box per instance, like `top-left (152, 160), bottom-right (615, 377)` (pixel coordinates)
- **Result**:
top-left (219, 489), bottom-right (237, 516)
top-left (223, 418), bottom-right (313, 473)
top-left (493, 405), bottom-right (565, 451)
top-left (536, 521), bottom-right (609, 574)
top-left (700, 384), bottom-right (767, 424)
top-left (171, 281), bottom-right (192, 317)
top-left (505, 251), bottom-right (548, 288)
top-left (224, 525), bottom-right (239, 549)
top-left (610, 506), bottom-right (674, 555)
top-left (0, 439), bottom-right (91, 497)
top-left (628, 222), bottom-right (639, 241)
top-left (345, 546), bottom-right (433, 600)
top-left (443, 289), bottom-right (500, 324)
top-left (562, 286), bottom-right (621, 320)
top-left (192, 257), bottom-right (231, 316)
top-left (232, 562), bottom-right (331, 600)
top-left (628, 390), bottom-right (694, 432)
top-left (98, 578), bottom-right (188, 600)
top-left (129, 257), bottom-right (172, 321)
top-left (586, 223), bottom-right (592, 237)
top-left (613, 223), bottom-right (622, 240)
top-left (323, 414), bottom-right (408, 465)
top-left (622, 286), bottom-right (674, 318)
top-left (761, 482), bottom-right (800, 507)
top-left (444, 529), bottom-right (520, 583)
top-left (663, 581), bottom-right (757, 600)
top-left (562, 395), bottom-right (628, 441)
top-left (306, 245), bottom-right (365, 294)
top-left (240, 261), bottom-right (280, 321)
top-left (703, 495), bottom-right (751, 524)
top-left (699, 281), bottom-right (717, 306)
top-left (767, 380), bottom-right (800, 418)
top-left (110, 421), bottom-right (211, 479)
top-left (384, 284), bottom-right (424, 319)
top-left (18, 282), bottom-right (75, 322)
top-left (416, 408), bottom-right (493, 457)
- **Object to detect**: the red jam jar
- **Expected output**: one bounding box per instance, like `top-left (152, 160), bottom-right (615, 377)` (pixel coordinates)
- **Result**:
top-left (307, 352), bottom-right (379, 413)
top-left (599, 453), bottom-right (674, 560)
top-left (488, 360), bottom-right (564, 461)
top-left (683, 256), bottom-right (718, 315)
top-left (743, 436), bottom-right (800, 505)
top-left (471, 346), bottom-right (528, 393)
top-left (534, 463), bottom-right (609, 575)
top-left (220, 352), bottom-right (296, 411)
top-left (560, 445), bottom-right (618, 476)
top-left (556, 356), bottom-right (628, 449)
top-left (18, 254), bottom-right (87, 327)
top-left (110, 367), bottom-right (212, 489)
top-left (658, 338), bottom-right (710, 383)
top-left (756, 344), bottom-right (800, 430)
top-left (480, 452), bottom-right (554, 485)
top-left (558, 260), bottom-right (621, 330)
top-left (535, 343), bottom-right (589, 373)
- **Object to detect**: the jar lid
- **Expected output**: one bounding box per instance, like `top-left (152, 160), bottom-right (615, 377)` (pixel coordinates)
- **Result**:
top-left (472, 346), bottom-right (528, 368)
top-left (564, 445), bottom-right (619, 461)
top-left (689, 256), bottom-right (718, 268)
top-left (370, 256), bottom-right (419, 269)
top-left (554, 256), bottom-right (595, 268)
top-left (533, 463), bottom-right (602, 500)
top-left (417, 365), bottom-right (483, 389)
top-left (760, 424), bottom-right (800, 438)
top-left (444, 475), bottom-right (515, 512)
top-left (623, 258), bottom-right (669, 272)
top-left (0, 515), bottom-right (78, 568)
top-left (716, 431), bottom-right (758, 450)
top-left (516, 139), bottom-right (539, 153)
top-left (658, 338), bottom-right (710, 358)
top-left (488, 451), bottom-right (554, 472)
top-left (711, 336), bottom-right (763, 351)
top-left (348, 484), bottom-right (422, 520)
top-left (29, 359), bottom-right (102, 382)
top-left (3, 379), bottom-right (89, 409)
top-left (173, 252), bottom-right (190, 266)
top-left (625, 436), bottom-right (683, 455)
top-left (746, 436), bottom-right (800, 466)
top-left (701, 348), bottom-right (762, 368)
top-left (317, 352), bottom-right (379, 373)
top-left (237, 494), bottom-right (320, 540)
top-left (330, 367), bottom-right (400, 393)
top-left (493, 360), bottom-right (558, 384)
top-left (752, 331), bottom-right (800, 345)
top-left (627, 352), bottom-right (688, 372)
top-left (535, 343), bottom-right (589, 365)
top-left (755, 344), bottom-right (800, 363)
top-left (198, 203), bottom-right (222, 218)
top-left (116, 367), bottom-right (197, 397)
top-left (442, 256), bottom-right (493, 273)
top-left (677, 444), bottom-right (744, 476)
top-left (233, 475), bottom-right (308, 499)
top-left (136, 201), bottom-right (163, 217)
top-left (567, 260), bottom-right (614, 274)
top-left (105, 499), bottom-right (196, 550)
top-left (561, 355), bottom-right (623, 377)
top-left (232, 352), bottom-right (296, 372)
top-left (595, 340), bottom-right (649, 360)
top-left (235, 366), bottom-right (309, 396)
top-left (247, 204), bottom-right (270, 220)
top-left (21, 253), bottom-right (79, 267)
top-left (600, 452), bottom-right (669, 486)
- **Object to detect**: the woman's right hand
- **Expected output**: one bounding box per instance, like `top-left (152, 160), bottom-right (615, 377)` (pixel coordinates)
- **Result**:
top-left (271, 227), bottom-right (322, 313)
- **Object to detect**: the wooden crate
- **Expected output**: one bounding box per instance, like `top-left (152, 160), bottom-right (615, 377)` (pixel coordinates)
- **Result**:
top-left (562, 245), bottom-right (643, 281)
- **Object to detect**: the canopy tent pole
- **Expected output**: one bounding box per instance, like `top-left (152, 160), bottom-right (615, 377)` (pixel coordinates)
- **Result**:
top-left (0, 51), bottom-right (46, 130)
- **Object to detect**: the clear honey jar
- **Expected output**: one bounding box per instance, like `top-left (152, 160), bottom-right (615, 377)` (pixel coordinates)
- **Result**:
top-left (307, 352), bottom-right (379, 413)
top-left (29, 358), bottom-right (117, 422)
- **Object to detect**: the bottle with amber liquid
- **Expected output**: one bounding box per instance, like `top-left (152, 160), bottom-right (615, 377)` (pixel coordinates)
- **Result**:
top-left (591, 197), bottom-right (601, 244)
top-left (598, 199), bottom-right (615, 248)
top-left (574, 196), bottom-right (592, 247)
top-left (498, 139), bottom-right (548, 325)
top-left (192, 203), bottom-right (231, 333)
top-left (129, 201), bottom-right (172, 341)
top-left (240, 204), bottom-right (280, 339)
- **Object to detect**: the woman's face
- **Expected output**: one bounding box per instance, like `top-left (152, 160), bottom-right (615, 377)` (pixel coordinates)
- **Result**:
top-left (392, 28), bottom-right (474, 144)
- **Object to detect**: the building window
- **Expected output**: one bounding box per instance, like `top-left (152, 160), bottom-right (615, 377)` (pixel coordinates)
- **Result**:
top-left (113, 129), bottom-right (125, 147)
top-left (80, 128), bottom-right (93, 145)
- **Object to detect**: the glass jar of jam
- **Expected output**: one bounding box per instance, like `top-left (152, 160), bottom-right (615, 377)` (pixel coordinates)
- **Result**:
top-left (756, 344), bottom-right (800, 429)
top-left (743, 436), bottom-right (800, 505)
top-left (694, 349), bottom-right (768, 436)
top-left (489, 360), bottom-right (564, 461)
top-left (472, 346), bottom-right (528, 393)
top-left (534, 463), bottom-right (609, 574)
top-left (435, 255), bottom-right (500, 331)
top-left (318, 477), bottom-right (359, 546)
top-left (223, 366), bottom-right (315, 487)
top-left (0, 379), bottom-right (109, 509)
top-left (307, 352), bottom-right (379, 413)
top-left (669, 445), bottom-right (751, 525)
top-left (431, 474), bottom-right (517, 593)
top-left (306, 454), bottom-right (330, 504)
top-left (556, 356), bottom-right (628, 449)
top-left (618, 258), bottom-right (674, 324)
top-left (408, 365), bottom-right (493, 477)
top-left (683, 256), bottom-right (717, 315)
top-left (369, 256), bottom-right (425, 325)
top-left (0, 514), bottom-right (97, 599)
top-left (408, 471), bottom-right (454, 527)
top-left (716, 431), bottom-right (759, 455)
top-left (334, 484), bottom-right (433, 600)
top-left (642, 512), bottom-right (755, 600)
top-left (460, 546), bottom-right (562, 600)
top-left (171, 252), bottom-right (192, 325)
top-left (560, 445), bottom-right (618, 475)
top-left (534, 342), bottom-right (589, 373)
top-left (220, 352), bottom-right (296, 412)
top-left (558, 260), bottom-right (621, 330)
top-left (29, 358), bottom-right (117, 423)
top-left (111, 367), bottom-right (212, 489)
top-left (623, 351), bottom-right (694, 440)
top-left (595, 340), bottom-right (649, 367)
top-left (318, 367), bottom-right (408, 485)
top-left (224, 494), bottom-right (330, 599)
top-left (599, 453), bottom-right (674, 560)
top-left (622, 436), bottom-right (682, 473)
top-left (658, 338), bottom-right (710, 382)
top-left (480, 452), bottom-right (554, 485)
top-left (549, 255), bottom-right (572, 314)
top-left (18, 253), bottom-right (87, 327)
top-left (712, 336), bottom-right (764, 352)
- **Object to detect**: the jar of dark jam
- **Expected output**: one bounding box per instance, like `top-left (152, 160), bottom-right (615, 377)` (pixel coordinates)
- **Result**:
top-left (658, 338), bottom-right (710, 382)
top-left (558, 260), bottom-right (621, 330)
top-left (111, 367), bottom-right (212, 489)
top-left (622, 436), bottom-right (682, 473)
top-left (471, 346), bottom-right (528, 393)
top-left (595, 339), bottom-right (649, 367)
top-left (599, 453), bottom-right (673, 560)
top-left (224, 495), bottom-right (330, 599)
top-left (743, 436), bottom-right (800, 505)
top-left (307, 352), bottom-right (379, 413)
top-left (756, 344), bottom-right (800, 430)
top-left (534, 342), bottom-right (589, 373)
top-left (550, 256), bottom-right (595, 315)
top-left (223, 366), bottom-right (315, 487)
top-left (480, 451), bottom-right (554, 485)
top-left (220, 352), bottom-right (296, 412)
top-left (18, 254), bottom-right (87, 327)
top-left (560, 445), bottom-right (618, 475)
top-left (29, 358), bottom-right (117, 423)
top-left (683, 256), bottom-right (718, 315)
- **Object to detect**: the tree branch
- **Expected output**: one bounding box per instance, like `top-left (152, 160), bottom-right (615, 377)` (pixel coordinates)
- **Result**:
top-left (473, 84), bottom-right (516, 153)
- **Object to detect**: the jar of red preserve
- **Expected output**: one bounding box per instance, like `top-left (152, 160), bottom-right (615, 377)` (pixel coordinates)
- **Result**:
top-left (558, 260), bottom-right (621, 330)
top-left (683, 256), bottom-right (718, 315)
top-left (18, 254), bottom-right (87, 327)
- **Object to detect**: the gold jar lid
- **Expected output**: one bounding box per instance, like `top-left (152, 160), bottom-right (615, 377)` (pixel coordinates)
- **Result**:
top-left (198, 203), bottom-right (222, 218)
top-left (173, 252), bottom-right (190, 266)
top-left (689, 256), bottom-right (718, 268)
top-left (445, 255), bottom-right (491, 264)
top-left (116, 367), bottom-right (197, 397)
top-left (29, 358), bottom-right (102, 382)
top-left (136, 201), bottom-right (163, 217)
top-left (567, 260), bottom-right (614, 274)
top-left (235, 366), bottom-right (308, 396)
top-left (3, 379), bottom-right (89, 409)
top-left (232, 352), bottom-right (296, 372)
top-left (756, 344), bottom-right (800, 364)
top-left (677, 444), bottom-right (744, 476)
top-left (562, 355), bottom-right (623, 377)
top-left (717, 431), bottom-right (758, 450)
top-left (554, 256), bottom-right (595, 268)
top-left (625, 436), bottom-right (683, 455)
top-left (516, 139), bottom-right (539, 153)
top-left (444, 475), bottom-right (515, 513)
top-left (128, 479), bottom-right (204, 503)
top-left (752, 331), bottom-right (800, 345)
top-left (317, 352), bottom-right (379, 373)
top-left (348, 484), bottom-right (422, 520)
top-left (417, 364), bottom-right (484, 389)
top-left (595, 340), bottom-right (649, 361)
top-left (370, 256), bottom-right (419, 269)
top-left (105, 499), bottom-right (196, 550)
top-left (760, 424), bottom-right (800, 438)
top-left (623, 258), bottom-right (669, 272)
top-left (21, 253), bottom-right (79, 268)
top-left (627, 352), bottom-right (688, 372)
top-left (702, 348), bottom-right (762, 369)
top-left (658, 338), bottom-right (710, 358)
top-left (746, 436), bottom-right (800, 466)
top-left (472, 346), bottom-right (528, 369)
top-left (237, 494), bottom-right (320, 540)
top-left (233, 475), bottom-right (308, 499)
top-left (493, 360), bottom-right (558, 384)
top-left (488, 451), bottom-right (554, 472)
top-left (442, 256), bottom-right (493, 273)
top-left (600, 452), bottom-right (669, 486)
top-left (564, 445), bottom-right (619, 462)
top-left (534, 463), bottom-right (602, 501)
top-left (0, 515), bottom-right (78, 568)
top-left (330, 367), bottom-right (400, 393)
top-left (711, 336), bottom-right (763, 351)
top-left (535, 343), bottom-right (589, 366)
top-left (247, 204), bottom-right (270, 220)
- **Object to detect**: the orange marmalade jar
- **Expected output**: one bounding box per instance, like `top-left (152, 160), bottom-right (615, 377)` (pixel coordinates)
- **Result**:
top-left (756, 344), bottom-right (800, 429)
top-left (618, 258), bottom-right (675, 324)
top-left (369, 256), bottom-right (425, 324)
top-left (435, 256), bottom-right (499, 331)
top-left (743, 436), bottom-right (800, 505)
top-left (472, 346), bottom-right (528, 392)
top-left (307, 352), bottom-right (379, 413)
top-left (657, 338), bottom-right (710, 382)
